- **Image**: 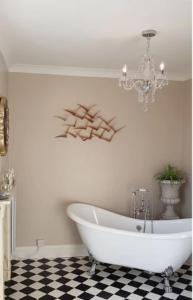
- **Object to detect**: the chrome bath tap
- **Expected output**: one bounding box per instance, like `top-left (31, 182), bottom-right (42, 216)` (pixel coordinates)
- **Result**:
top-left (132, 188), bottom-right (153, 233)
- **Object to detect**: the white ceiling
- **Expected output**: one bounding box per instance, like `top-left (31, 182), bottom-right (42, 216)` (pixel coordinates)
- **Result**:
top-left (0, 0), bottom-right (191, 79)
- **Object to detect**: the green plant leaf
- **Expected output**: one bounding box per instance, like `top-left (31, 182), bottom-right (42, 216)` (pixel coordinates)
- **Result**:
top-left (155, 164), bottom-right (184, 182)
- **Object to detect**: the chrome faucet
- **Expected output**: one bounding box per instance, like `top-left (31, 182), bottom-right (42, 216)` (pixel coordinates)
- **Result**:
top-left (132, 188), bottom-right (153, 233)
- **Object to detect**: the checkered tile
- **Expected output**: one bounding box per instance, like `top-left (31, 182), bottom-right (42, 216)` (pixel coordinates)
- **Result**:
top-left (5, 257), bottom-right (192, 299)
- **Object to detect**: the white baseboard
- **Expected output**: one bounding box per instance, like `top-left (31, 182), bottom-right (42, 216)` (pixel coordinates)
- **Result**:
top-left (12, 244), bottom-right (88, 260)
top-left (12, 244), bottom-right (192, 267)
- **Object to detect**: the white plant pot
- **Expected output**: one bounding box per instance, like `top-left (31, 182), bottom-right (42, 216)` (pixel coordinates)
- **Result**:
top-left (160, 180), bottom-right (184, 220)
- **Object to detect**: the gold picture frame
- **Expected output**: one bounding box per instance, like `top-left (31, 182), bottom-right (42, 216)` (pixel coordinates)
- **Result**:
top-left (0, 97), bottom-right (9, 156)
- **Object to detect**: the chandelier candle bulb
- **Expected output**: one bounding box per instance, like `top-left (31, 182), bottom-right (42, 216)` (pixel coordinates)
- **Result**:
top-left (160, 62), bottom-right (165, 74)
top-left (122, 64), bottom-right (127, 77)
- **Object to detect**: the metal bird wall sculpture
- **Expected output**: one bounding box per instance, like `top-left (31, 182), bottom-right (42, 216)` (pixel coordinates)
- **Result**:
top-left (55, 104), bottom-right (124, 142)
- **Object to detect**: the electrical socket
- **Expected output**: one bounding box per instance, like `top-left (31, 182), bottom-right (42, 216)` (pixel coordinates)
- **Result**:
top-left (36, 239), bottom-right (45, 248)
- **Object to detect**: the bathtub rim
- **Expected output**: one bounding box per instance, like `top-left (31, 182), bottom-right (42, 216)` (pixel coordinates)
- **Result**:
top-left (67, 203), bottom-right (192, 240)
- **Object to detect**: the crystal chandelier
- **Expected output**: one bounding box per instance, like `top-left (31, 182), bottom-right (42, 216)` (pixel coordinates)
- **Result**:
top-left (119, 30), bottom-right (168, 112)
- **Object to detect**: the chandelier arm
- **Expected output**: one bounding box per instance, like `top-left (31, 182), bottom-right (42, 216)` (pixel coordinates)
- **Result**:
top-left (121, 79), bottom-right (136, 90)
top-left (155, 79), bottom-right (168, 89)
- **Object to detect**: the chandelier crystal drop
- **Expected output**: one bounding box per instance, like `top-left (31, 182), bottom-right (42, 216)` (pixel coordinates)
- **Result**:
top-left (119, 30), bottom-right (168, 112)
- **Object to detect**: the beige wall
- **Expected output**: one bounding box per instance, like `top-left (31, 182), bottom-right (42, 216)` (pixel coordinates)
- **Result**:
top-left (8, 73), bottom-right (191, 247)
top-left (180, 79), bottom-right (192, 217)
top-left (0, 51), bottom-right (8, 97)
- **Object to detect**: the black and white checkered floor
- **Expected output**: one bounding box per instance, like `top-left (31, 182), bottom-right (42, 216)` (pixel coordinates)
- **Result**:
top-left (5, 257), bottom-right (192, 300)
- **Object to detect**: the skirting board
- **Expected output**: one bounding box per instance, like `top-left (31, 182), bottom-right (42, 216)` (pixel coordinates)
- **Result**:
top-left (12, 244), bottom-right (88, 260)
top-left (12, 245), bottom-right (192, 265)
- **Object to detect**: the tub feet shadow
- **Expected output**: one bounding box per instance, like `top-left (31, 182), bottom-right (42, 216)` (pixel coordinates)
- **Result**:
top-left (162, 266), bottom-right (174, 293)
top-left (88, 251), bottom-right (97, 277)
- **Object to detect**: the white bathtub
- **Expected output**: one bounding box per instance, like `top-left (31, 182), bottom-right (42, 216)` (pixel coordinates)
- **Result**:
top-left (67, 203), bottom-right (192, 273)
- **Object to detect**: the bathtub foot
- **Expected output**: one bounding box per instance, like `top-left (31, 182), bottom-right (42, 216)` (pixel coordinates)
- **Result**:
top-left (89, 261), bottom-right (97, 277)
top-left (88, 251), bottom-right (93, 263)
top-left (162, 266), bottom-right (174, 293)
top-left (88, 251), bottom-right (97, 277)
top-left (174, 272), bottom-right (179, 279)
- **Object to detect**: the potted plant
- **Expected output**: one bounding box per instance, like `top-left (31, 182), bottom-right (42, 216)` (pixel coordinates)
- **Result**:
top-left (155, 164), bottom-right (185, 219)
